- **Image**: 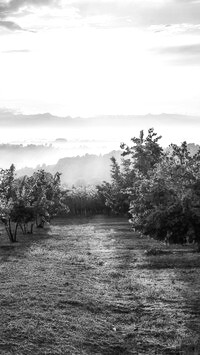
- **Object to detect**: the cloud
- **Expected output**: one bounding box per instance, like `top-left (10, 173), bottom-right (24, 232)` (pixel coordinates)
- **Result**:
top-left (160, 43), bottom-right (200, 55)
top-left (0, 0), bottom-right (59, 31)
top-left (149, 23), bottom-right (200, 34)
top-left (0, 0), bottom-right (58, 15)
top-left (153, 43), bottom-right (200, 66)
top-left (71, 0), bottom-right (200, 28)
top-left (0, 20), bottom-right (26, 31)
top-left (1, 0), bottom-right (200, 30)
top-left (174, 0), bottom-right (200, 3)
top-left (2, 49), bottom-right (30, 53)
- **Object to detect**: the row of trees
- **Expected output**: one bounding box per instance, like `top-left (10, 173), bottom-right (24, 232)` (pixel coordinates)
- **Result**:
top-left (0, 166), bottom-right (68, 242)
top-left (62, 186), bottom-right (108, 216)
top-left (1, 128), bottom-right (199, 246)
top-left (99, 128), bottom-right (200, 245)
top-left (0, 167), bottom-right (110, 242)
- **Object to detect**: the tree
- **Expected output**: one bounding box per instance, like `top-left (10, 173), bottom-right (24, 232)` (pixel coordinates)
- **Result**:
top-left (0, 167), bottom-right (68, 242)
top-left (121, 128), bottom-right (163, 177)
top-left (97, 129), bottom-right (163, 216)
top-left (101, 128), bottom-right (200, 246)
top-left (129, 140), bottom-right (200, 245)
top-left (0, 165), bottom-right (19, 242)
top-left (26, 170), bottom-right (67, 228)
top-left (96, 155), bottom-right (131, 215)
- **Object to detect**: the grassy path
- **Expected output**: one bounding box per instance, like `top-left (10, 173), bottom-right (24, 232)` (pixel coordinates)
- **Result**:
top-left (0, 216), bottom-right (200, 354)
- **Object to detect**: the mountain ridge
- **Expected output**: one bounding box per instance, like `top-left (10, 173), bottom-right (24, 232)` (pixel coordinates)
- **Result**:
top-left (0, 109), bottom-right (200, 127)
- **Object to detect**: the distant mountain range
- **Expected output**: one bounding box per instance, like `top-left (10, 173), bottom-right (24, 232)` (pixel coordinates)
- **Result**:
top-left (0, 108), bottom-right (199, 149)
top-left (0, 109), bottom-right (200, 128)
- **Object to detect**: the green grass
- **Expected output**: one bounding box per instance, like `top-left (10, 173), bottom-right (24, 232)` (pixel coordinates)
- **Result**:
top-left (0, 216), bottom-right (200, 354)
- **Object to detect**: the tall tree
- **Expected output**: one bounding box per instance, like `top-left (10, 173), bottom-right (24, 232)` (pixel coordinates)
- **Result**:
top-left (121, 128), bottom-right (163, 177)
top-left (129, 140), bottom-right (200, 245)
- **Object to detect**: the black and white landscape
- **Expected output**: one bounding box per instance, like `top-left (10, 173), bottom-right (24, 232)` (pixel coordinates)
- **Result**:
top-left (0, 1), bottom-right (200, 354)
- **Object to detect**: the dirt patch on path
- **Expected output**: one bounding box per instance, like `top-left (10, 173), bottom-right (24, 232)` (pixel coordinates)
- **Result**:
top-left (0, 216), bottom-right (200, 354)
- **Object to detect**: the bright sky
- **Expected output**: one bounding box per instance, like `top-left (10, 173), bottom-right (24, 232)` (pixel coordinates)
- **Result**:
top-left (0, 0), bottom-right (200, 117)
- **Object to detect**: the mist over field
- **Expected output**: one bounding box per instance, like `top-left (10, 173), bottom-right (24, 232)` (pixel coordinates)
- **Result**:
top-left (1, 109), bottom-right (200, 145)
top-left (0, 109), bottom-right (199, 186)
top-left (0, 109), bottom-right (199, 171)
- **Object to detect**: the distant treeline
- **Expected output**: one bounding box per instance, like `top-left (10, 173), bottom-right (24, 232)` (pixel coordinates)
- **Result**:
top-left (60, 186), bottom-right (110, 216)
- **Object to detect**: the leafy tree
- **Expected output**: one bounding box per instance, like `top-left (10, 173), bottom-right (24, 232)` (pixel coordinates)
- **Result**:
top-left (0, 165), bottom-right (20, 242)
top-left (0, 167), bottom-right (68, 242)
top-left (25, 170), bottom-right (67, 227)
top-left (129, 140), bottom-right (200, 245)
top-left (100, 128), bottom-right (163, 216)
top-left (121, 128), bottom-right (163, 177)
top-left (110, 157), bottom-right (122, 185)
top-left (101, 128), bottom-right (200, 246)
top-left (97, 156), bottom-right (132, 215)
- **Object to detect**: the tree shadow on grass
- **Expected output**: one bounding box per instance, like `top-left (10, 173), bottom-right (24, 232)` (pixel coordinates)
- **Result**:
top-left (0, 227), bottom-right (52, 262)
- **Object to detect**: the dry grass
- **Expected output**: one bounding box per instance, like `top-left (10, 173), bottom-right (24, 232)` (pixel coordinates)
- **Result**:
top-left (0, 216), bottom-right (200, 354)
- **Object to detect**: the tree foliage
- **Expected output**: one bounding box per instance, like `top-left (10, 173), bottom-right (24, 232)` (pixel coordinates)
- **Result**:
top-left (62, 186), bottom-right (106, 216)
top-left (99, 128), bottom-right (200, 246)
top-left (0, 167), bottom-right (67, 242)
top-left (96, 157), bottom-right (132, 215)
top-left (127, 134), bottom-right (200, 245)
top-left (1, 128), bottom-right (199, 247)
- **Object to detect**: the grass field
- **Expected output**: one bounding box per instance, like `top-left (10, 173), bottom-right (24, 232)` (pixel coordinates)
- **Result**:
top-left (0, 216), bottom-right (200, 355)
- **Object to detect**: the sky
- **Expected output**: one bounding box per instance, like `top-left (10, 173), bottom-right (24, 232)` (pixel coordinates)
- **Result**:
top-left (0, 0), bottom-right (200, 117)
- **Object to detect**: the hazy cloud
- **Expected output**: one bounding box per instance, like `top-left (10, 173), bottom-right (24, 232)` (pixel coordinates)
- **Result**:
top-left (0, 0), bottom-right (200, 31)
top-left (154, 43), bottom-right (200, 66)
top-left (0, 0), bottom-right (58, 14)
top-left (149, 23), bottom-right (200, 35)
top-left (72, 0), bottom-right (200, 27)
top-left (0, 0), bottom-right (59, 31)
top-left (160, 43), bottom-right (200, 55)
top-left (156, 43), bottom-right (200, 56)
top-left (1, 0), bottom-right (200, 30)
top-left (0, 20), bottom-right (25, 31)
top-left (174, 0), bottom-right (200, 3)
top-left (2, 49), bottom-right (30, 53)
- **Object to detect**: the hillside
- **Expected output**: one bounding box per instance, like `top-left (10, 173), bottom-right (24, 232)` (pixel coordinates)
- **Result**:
top-left (17, 150), bottom-right (122, 186)
top-left (16, 143), bottom-right (200, 186)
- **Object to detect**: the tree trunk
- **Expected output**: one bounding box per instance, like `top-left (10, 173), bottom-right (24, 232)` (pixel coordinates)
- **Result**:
top-left (23, 223), bottom-right (27, 234)
top-left (36, 215), bottom-right (45, 228)
top-left (5, 219), bottom-right (18, 243)
top-left (30, 223), bottom-right (34, 234)
top-left (19, 223), bottom-right (26, 234)
top-left (14, 223), bottom-right (19, 242)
